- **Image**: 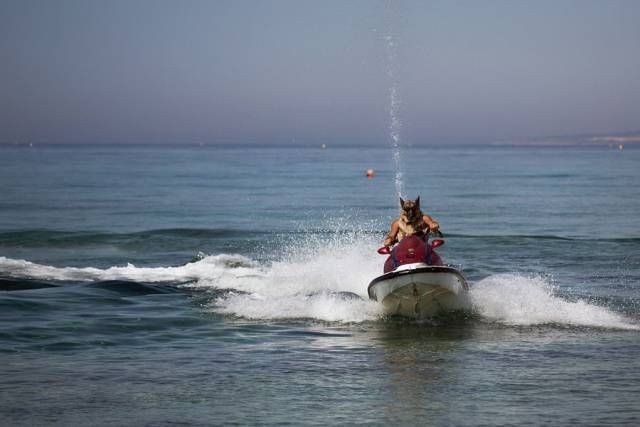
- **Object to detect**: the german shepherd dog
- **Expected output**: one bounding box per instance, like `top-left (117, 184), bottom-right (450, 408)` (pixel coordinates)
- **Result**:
top-left (397, 196), bottom-right (426, 241)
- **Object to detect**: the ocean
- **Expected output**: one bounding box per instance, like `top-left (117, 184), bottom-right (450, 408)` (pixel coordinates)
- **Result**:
top-left (1, 143), bottom-right (639, 425)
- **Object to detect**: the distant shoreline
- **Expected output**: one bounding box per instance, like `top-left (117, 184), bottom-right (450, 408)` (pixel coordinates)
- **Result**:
top-left (492, 132), bottom-right (640, 146)
top-left (1, 142), bottom-right (639, 149)
top-left (1, 131), bottom-right (639, 148)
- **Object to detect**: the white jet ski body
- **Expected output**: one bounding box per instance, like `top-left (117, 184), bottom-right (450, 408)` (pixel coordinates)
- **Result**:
top-left (367, 262), bottom-right (468, 318)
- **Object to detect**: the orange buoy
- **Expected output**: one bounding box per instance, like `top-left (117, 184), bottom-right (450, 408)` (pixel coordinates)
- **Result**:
top-left (366, 168), bottom-right (375, 178)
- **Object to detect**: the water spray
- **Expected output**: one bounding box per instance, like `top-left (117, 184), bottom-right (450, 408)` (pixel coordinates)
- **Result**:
top-left (384, 3), bottom-right (405, 199)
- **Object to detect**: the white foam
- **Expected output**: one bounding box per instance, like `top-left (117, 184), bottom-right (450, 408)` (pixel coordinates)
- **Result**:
top-left (0, 254), bottom-right (255, 283)
top-left (2, 247), bottom-right (638, 328)
top-left (217, 292), bottom-right (383, 323)
top-left (0, 234), bottom-right (386, 323)
top-left (470, 273), bottom-right (639, 330)
top-left (195, 234), bottom-right (386, 322)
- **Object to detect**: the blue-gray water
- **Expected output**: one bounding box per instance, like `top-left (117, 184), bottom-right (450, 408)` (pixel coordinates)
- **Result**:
top-left (1, 144), bottom-right (639, 426)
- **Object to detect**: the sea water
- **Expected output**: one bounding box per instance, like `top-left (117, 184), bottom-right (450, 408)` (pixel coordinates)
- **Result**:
top-left (1, 143), bottom-right (639, 425)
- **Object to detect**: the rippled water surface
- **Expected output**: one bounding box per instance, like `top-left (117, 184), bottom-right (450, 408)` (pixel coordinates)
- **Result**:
top-left (1, 144), bottom-right (639, 425)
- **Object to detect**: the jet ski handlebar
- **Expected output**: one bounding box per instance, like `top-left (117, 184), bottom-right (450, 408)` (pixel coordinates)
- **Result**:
top-left (431, 229), bottom-right (444, 238)
top-left (377, 231), bottom-right (446, 255)
top-left (377, 246), bottom-right (392, 255)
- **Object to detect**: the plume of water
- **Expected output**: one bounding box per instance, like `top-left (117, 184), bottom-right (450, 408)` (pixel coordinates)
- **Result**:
top-left (384, 3), bottom-right (404, 199)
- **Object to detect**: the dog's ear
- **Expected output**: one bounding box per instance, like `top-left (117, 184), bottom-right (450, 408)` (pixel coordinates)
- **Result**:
top-left (415, 196), bottom-right (420, 208)
top-left (399, 197), bottom-right (405, 207)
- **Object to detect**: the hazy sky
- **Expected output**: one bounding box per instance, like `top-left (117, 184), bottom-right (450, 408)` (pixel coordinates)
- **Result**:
top-left (1, 0), bottom-right (639, 144)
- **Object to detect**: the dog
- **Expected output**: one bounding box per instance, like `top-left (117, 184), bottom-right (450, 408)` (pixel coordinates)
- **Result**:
top-left (397, 196), bottom-right (426, 241)
top-left (383, 196), bottom-right (440, 248)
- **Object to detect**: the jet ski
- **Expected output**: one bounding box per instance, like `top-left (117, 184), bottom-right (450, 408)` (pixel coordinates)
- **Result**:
top-left (368, 234), bottom-right (468, 318)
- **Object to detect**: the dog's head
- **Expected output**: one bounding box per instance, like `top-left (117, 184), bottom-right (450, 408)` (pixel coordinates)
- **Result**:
top-left (400, 196), bottom-right (422, 221)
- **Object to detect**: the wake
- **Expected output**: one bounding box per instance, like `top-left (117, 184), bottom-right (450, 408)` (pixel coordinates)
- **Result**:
top-left (470, 274), bottom-right (639, 330)
top-left (1, 241), bottom-right (638, 329)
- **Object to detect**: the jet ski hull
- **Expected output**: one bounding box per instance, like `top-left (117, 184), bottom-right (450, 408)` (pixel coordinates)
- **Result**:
top-left (368, 264), bottom-right (468, 318)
